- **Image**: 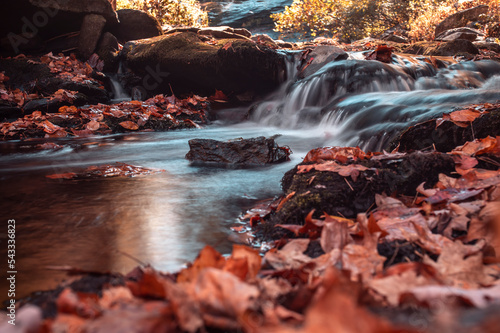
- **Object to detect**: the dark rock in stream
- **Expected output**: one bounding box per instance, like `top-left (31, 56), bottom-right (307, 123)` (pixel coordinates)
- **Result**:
top-left (185, 136), bottom-right (291, 166)
top-left (389, 105), bottom-right (500, 153)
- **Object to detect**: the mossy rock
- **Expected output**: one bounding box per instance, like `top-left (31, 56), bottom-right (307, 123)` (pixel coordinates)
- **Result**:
top-left (258, 151), bottom-right (455, 240)
top-left (403, 40), bottom-right (479, 57)
top-left (121, 32), bottom-right (286, 99)
top-left (389, 107), bottom-right (500, 152)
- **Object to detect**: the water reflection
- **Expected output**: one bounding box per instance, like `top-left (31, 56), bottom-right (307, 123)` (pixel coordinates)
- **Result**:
top-left (0, 126), bottom-right (301, 301)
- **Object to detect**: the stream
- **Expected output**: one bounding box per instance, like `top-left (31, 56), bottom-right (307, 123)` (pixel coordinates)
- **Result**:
top-left (3, 52), bottom-right (500, 301)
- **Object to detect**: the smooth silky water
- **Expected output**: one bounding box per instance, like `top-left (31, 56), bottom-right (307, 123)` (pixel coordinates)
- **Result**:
top-left (2, 53), bottom-right (500, 300)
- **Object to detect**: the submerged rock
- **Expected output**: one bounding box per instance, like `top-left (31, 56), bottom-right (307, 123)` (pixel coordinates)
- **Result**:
top-left (185, 136), bottom-right (291, 166)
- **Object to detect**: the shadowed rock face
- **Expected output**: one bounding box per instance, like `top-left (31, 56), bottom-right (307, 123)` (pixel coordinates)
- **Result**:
top-left (121, 32), bottom-right (286, 99)
top-left (434, 5), bottom-right (489, 37)
top-left (185, 136), bottom-right (291, 166)
top-left (0, 0), bottom-right (118, 57)
top-left (113, 9), bottom-right (163, 44)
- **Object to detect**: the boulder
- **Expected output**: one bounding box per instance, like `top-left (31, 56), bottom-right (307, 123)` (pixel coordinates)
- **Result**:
top-left (297, 45), bottom-right (348, 79)
top-left (198, 26), bottom-right (252, 39)
top-left (389, 105), bottom-right (500, 153)
top-left (474, 41), bottom-right (500, 53)
top-left (121, 32), bottom-right (286, 99)
top-left (431, 39), bottom-right (480, 56)
top-left (265, 151), bottom-right (455, 229)
top-left (96, 32), bottom-right (120, 72)
top-left (29, 0), bottom-right (118, 25)
top-left (405, 40), bottom-right (480, 57)
top-left (78, 14), bottom-right (107, 59)
top-left (435, 27), bottom-right (484, 42)
top-left (113, 9), bottom-right (162, 43)
top-left (380, 34), bottom-right (409, 44)
top-left (435, 5), bottom-right (489, 37)
top-left (251, 34), bottom-right (279, 48)
top-left (185, 136), bottom-right (291, 166)
top-left (0, 0), bottom-right (118, 56)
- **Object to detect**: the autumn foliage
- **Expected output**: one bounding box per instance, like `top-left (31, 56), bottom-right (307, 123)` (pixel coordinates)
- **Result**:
top-left (117, 0), bottom-right (208, 27)
top-left (272, 0), bottom-right (500, 41)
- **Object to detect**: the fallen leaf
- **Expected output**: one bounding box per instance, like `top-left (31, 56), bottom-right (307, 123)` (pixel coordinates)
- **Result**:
top-left (119, 121), bottom-right (139, 130)
top-left (401, 284), bottom-right (500, 308)
top-left (56, 288), bottom-right (101, 318)
top-left (177, 246), bottom-right (226, 283)
top-left (86, 120), bottom-right (100, 131)
top-left (193, 268), bottom-right (259, 327)
top-left (297, 161), bottom-right (372, 182)
top-left (46, 172), bottom-right (77, 180)
top-left (302, 146), bottom-right (368, 163)
top-left (39, 120), bottom-right (62, 134)
top-left (126, 267), bottom-right (167, 299)
top-left (227, 244), bottom-right (261, 280)
top-left (426, 188), bottom-right (483, 204)
top-left (423, 240), bottom-right (492, 288)
top-left (264, 239), bottom-right (311, 270)
top-left (452, 136), bottom-right (500, 156)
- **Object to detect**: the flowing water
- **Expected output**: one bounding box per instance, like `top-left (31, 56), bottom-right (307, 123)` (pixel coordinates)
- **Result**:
top-left (3, 52), bottom-right (500, 301)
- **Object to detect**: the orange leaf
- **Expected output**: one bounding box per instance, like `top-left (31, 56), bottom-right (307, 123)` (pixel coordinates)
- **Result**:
top-left (39, 120), bottom-right (62, 134)
top-left (222, 42), bottom-right (233, 51)
top-left (227, 244), bottom-right (261, 280)
top-left (46, 172), bottom-right (77, 179)
top-left (119, 121), bottom-right (139, 130)
top-left (297, 161), bottom-right (371, 182)
top-left (126, 267), bottom-right (167, 299)
top-left (86, 120), bottom-right (100, 131)
top-left (303, 146), bottom-right (369, 163)
top-left (450, 109), bottom-right (484, 123)
top-left (59, 105), bottom-right (79, 114)
top-left (208, 89), bottom-right (228, 102)
top-left (177, 245), bottom-right (226, 283)
top-left (452, 136), bottom-right (499, 156)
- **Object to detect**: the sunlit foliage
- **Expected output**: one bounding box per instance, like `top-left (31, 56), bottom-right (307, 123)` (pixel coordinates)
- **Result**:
top-left (272, 0), bottom-right (500, 41)
top-left (116, 0), bottom-right (208, 27)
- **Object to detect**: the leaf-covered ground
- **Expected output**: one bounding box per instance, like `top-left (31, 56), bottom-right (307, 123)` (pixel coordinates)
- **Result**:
top-left (0, 53), bottom-right (211, 143)
top-left (5, 107), bottom-right (500, 332)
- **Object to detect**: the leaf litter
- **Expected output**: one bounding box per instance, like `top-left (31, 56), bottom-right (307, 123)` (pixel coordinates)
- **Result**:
top-left (8, 106), bottom-right (500, 332)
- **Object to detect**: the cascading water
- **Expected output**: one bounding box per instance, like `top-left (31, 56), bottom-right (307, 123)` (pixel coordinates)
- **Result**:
top-left (249, 52), bottom-right (500, 151)
top-left (109, 74), bottom-right (132, 103)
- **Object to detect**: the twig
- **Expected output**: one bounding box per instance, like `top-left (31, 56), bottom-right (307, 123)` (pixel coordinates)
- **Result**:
top-left (344, 177), bottom-right (354, 191)
top-left (117, 250), bottom-right (148, 266)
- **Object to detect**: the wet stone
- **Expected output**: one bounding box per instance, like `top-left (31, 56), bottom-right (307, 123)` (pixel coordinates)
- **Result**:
top-left (185, 136), bottom-right (291, 167)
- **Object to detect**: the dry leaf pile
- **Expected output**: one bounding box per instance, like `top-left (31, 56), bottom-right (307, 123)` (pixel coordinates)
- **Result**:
top-left (0, 94), bottom-right (208, 140)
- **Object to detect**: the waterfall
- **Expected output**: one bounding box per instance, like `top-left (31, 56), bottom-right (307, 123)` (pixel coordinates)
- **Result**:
top-left (248, 53), bottom-right (500, 150)
top-left (109, 74), bottom-right (131, 103)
